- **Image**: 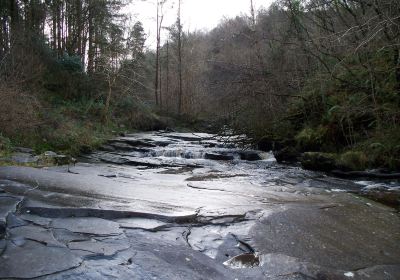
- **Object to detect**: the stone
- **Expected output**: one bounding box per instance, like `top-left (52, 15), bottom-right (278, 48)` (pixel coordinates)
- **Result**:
top-left (273, 146), bottom-right (300, 163)
top-left (68, 240), bottom-right (130, 256)
top-left (300, 152), bottom-right (337, 172)
top-left (20, 214), bottom-right (53, 226)
top-left (6, 213), bottom-right (29, 228)
top-left (0, 196), bottom-right (22, 237)
top-left (223, 253), bottom-right (260, 269)
top-left (54, 155), bottom-right (73, 166)
top-left (257, 137), bottom-right (274, 152)
top-left (37, 152), bottom-right (74, 166)
top-left (10, 225), bottom-right (65, 247)
top-left (44, 151), bottom-right (58, 157)
top-left (11, 152), bottom-right (38, 164)
top-left (98, 145), bottom-right (116, 152)
top-left (116, 218), bottom-right (167, 231)
top-left (0, 239), bottom-right (5, 255)
top-left (109, 142), bottom-right (137, 151)
top-left (250, 204), bottom-right (400, 271)
top-left (205, 152), bottom-right (234, 161)
top-left (51, 218), bottom-right (123, 235)
top-left (13, 147), bottom-right (34, 154)
top-left (238, 151), bottom-right (262, 161)
top-left (52, 228), bottom-right (89, 244)
top-left (0, 131), bottom-right (399, 279)
top-left (0, 241), bottom-right (82, 279)
top-left (108, 139), bottom-right (156, 148)
top-left (355, 265), bottom-right (400, 279)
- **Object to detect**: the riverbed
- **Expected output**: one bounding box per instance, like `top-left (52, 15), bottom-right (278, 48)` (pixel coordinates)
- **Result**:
top-left (0, 131), bottom-right (399, 279)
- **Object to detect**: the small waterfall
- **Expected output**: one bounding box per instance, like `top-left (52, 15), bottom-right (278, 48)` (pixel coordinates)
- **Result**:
top-left (146, 149), bottom-right (206, 159)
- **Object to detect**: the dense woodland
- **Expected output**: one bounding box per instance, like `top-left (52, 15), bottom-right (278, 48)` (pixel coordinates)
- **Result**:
top-left (0, 0), bottom-right (399, 171)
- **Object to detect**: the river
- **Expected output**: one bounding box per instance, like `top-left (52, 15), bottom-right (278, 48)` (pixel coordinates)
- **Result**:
top-left (0, 131), bottom-right (399, 279)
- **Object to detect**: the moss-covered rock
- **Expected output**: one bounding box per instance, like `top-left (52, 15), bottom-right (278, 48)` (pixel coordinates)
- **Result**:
top-left (37, 151), bottom-right (75, 166)
top-left (337, 151), bottom-right (369, 171)
top-left (300, 152), bottom-right (337, 171)
top-left (301, 150), bottom-right (374, 172)
top-left (273, 146), bottom-right (300, 163)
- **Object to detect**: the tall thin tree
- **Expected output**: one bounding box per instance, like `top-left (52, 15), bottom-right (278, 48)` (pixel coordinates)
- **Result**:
top-left (177, 0), bottom-right (183, 115)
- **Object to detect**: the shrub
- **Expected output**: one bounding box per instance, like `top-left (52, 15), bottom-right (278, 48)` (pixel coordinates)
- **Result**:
top-left (338, 151), bottom-right (369, 171)
top-left (295, 126), bottom-right (329, 151)
top-left (0, 134), bottom-right (12, 155)
top-left (57, 55), bottom-right (83, 73)
top-left (0, 84), bottom-right (41, 139)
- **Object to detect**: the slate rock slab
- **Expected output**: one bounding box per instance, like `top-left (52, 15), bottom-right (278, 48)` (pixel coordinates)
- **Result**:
top-left (0, 196), bottom-right (22, 223)
top-left (116, 218), bottom-right (167, 230)
top-left (0, 195), bottom-right (22, 237)
top-left (51, 217), bottom-right (123, 235)
top-left (68, 239), bottom-right (130, 256)
top-left (10, 225), bottom-right (65, 247)
top-left (0, 241), bottom-right (82, 279)
top-left (6, 212), bottom-right (29, 228)
top-left (52, 228), bottom-right (90, 244)
top-left (20, 213), bottom-right (53, 226)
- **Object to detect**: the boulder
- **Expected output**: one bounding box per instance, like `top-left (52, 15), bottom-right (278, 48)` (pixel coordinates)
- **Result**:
top-left (205, 152), bottom-right (234, 161)
top-left (44, 151), bottom-right (57, 157)
top-left (38, 152), bottom-right (75, 166)
top-left (11, 153), bottom-right (39, 164)
top-left (257, 137), bottom-right (274, 152)
top-left (361, 191), bottom-right (400, 210)
top-left (273, 146), bottom-right (300, 163)
top-left (300, 152), bottom-right (337, 172)
top-left (13, 147), bottom-right (34, 154)
top-left (238, 151), bottom-right (262, 161)
top-left (54, 155), bottom-right (75, 166)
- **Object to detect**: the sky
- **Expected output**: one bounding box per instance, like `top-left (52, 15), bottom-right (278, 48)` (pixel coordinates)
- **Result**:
top-left (127, 0), bottom-right (274, 48)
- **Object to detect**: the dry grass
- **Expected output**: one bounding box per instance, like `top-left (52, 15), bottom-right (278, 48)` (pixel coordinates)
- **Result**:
top-left (0, 83), bottom-right (42, 138)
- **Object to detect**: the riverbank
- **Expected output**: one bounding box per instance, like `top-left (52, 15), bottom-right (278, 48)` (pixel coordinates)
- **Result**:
top-left (257, 132), bottom-right (400, 176)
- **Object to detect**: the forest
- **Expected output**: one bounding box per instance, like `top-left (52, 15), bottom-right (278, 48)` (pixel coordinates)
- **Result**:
top-left (0, 0), bottom-right (399, 172)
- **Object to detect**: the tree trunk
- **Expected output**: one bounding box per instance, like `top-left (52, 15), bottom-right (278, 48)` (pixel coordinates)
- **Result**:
top-left (177, 0), bottom-right (183, 115)
top-left (104, 75), bottom-right (114, 123)
top-left (166, 39), bottom-right (169, 111)
top-left (154, 1), bottom-right (159, 106)
top-left (9, 0), bottom-right (19, 41)
top-left (87, 0), bottom-right (95, 74)
top-left (159, 54), bottom-right (162, 108)
top-left (52, 1), bottom-right (57, 51)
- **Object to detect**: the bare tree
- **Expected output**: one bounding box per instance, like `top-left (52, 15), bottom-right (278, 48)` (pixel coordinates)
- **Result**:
top-left (177, 0), bottom-right (183, 115)
top-left (154, 0), bottom-right (167, 106)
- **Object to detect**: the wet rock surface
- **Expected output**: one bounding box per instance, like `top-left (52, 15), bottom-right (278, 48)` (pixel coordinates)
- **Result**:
top-left (0, 149), bottom-right (75, 167)
top-left (0, 131), bottom-right (399, 279)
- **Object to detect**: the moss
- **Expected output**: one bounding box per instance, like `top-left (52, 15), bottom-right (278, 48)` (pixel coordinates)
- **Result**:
top-left (0, 135), bottom-right (12, 157)
top-left (295, 126), bottom-right (329, 151)
top-left (355, 128), bottom-right (400, 171)
top-left (338, 151), bottom-right (369, 171)
top-left (300, 152), bottom-right (338, 171)
top-left (31, 121), bottom-right (120, 156)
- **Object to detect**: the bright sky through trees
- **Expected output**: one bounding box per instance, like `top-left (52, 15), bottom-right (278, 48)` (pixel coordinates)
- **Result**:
top-left (128, 0), bottom-right (273, 48)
